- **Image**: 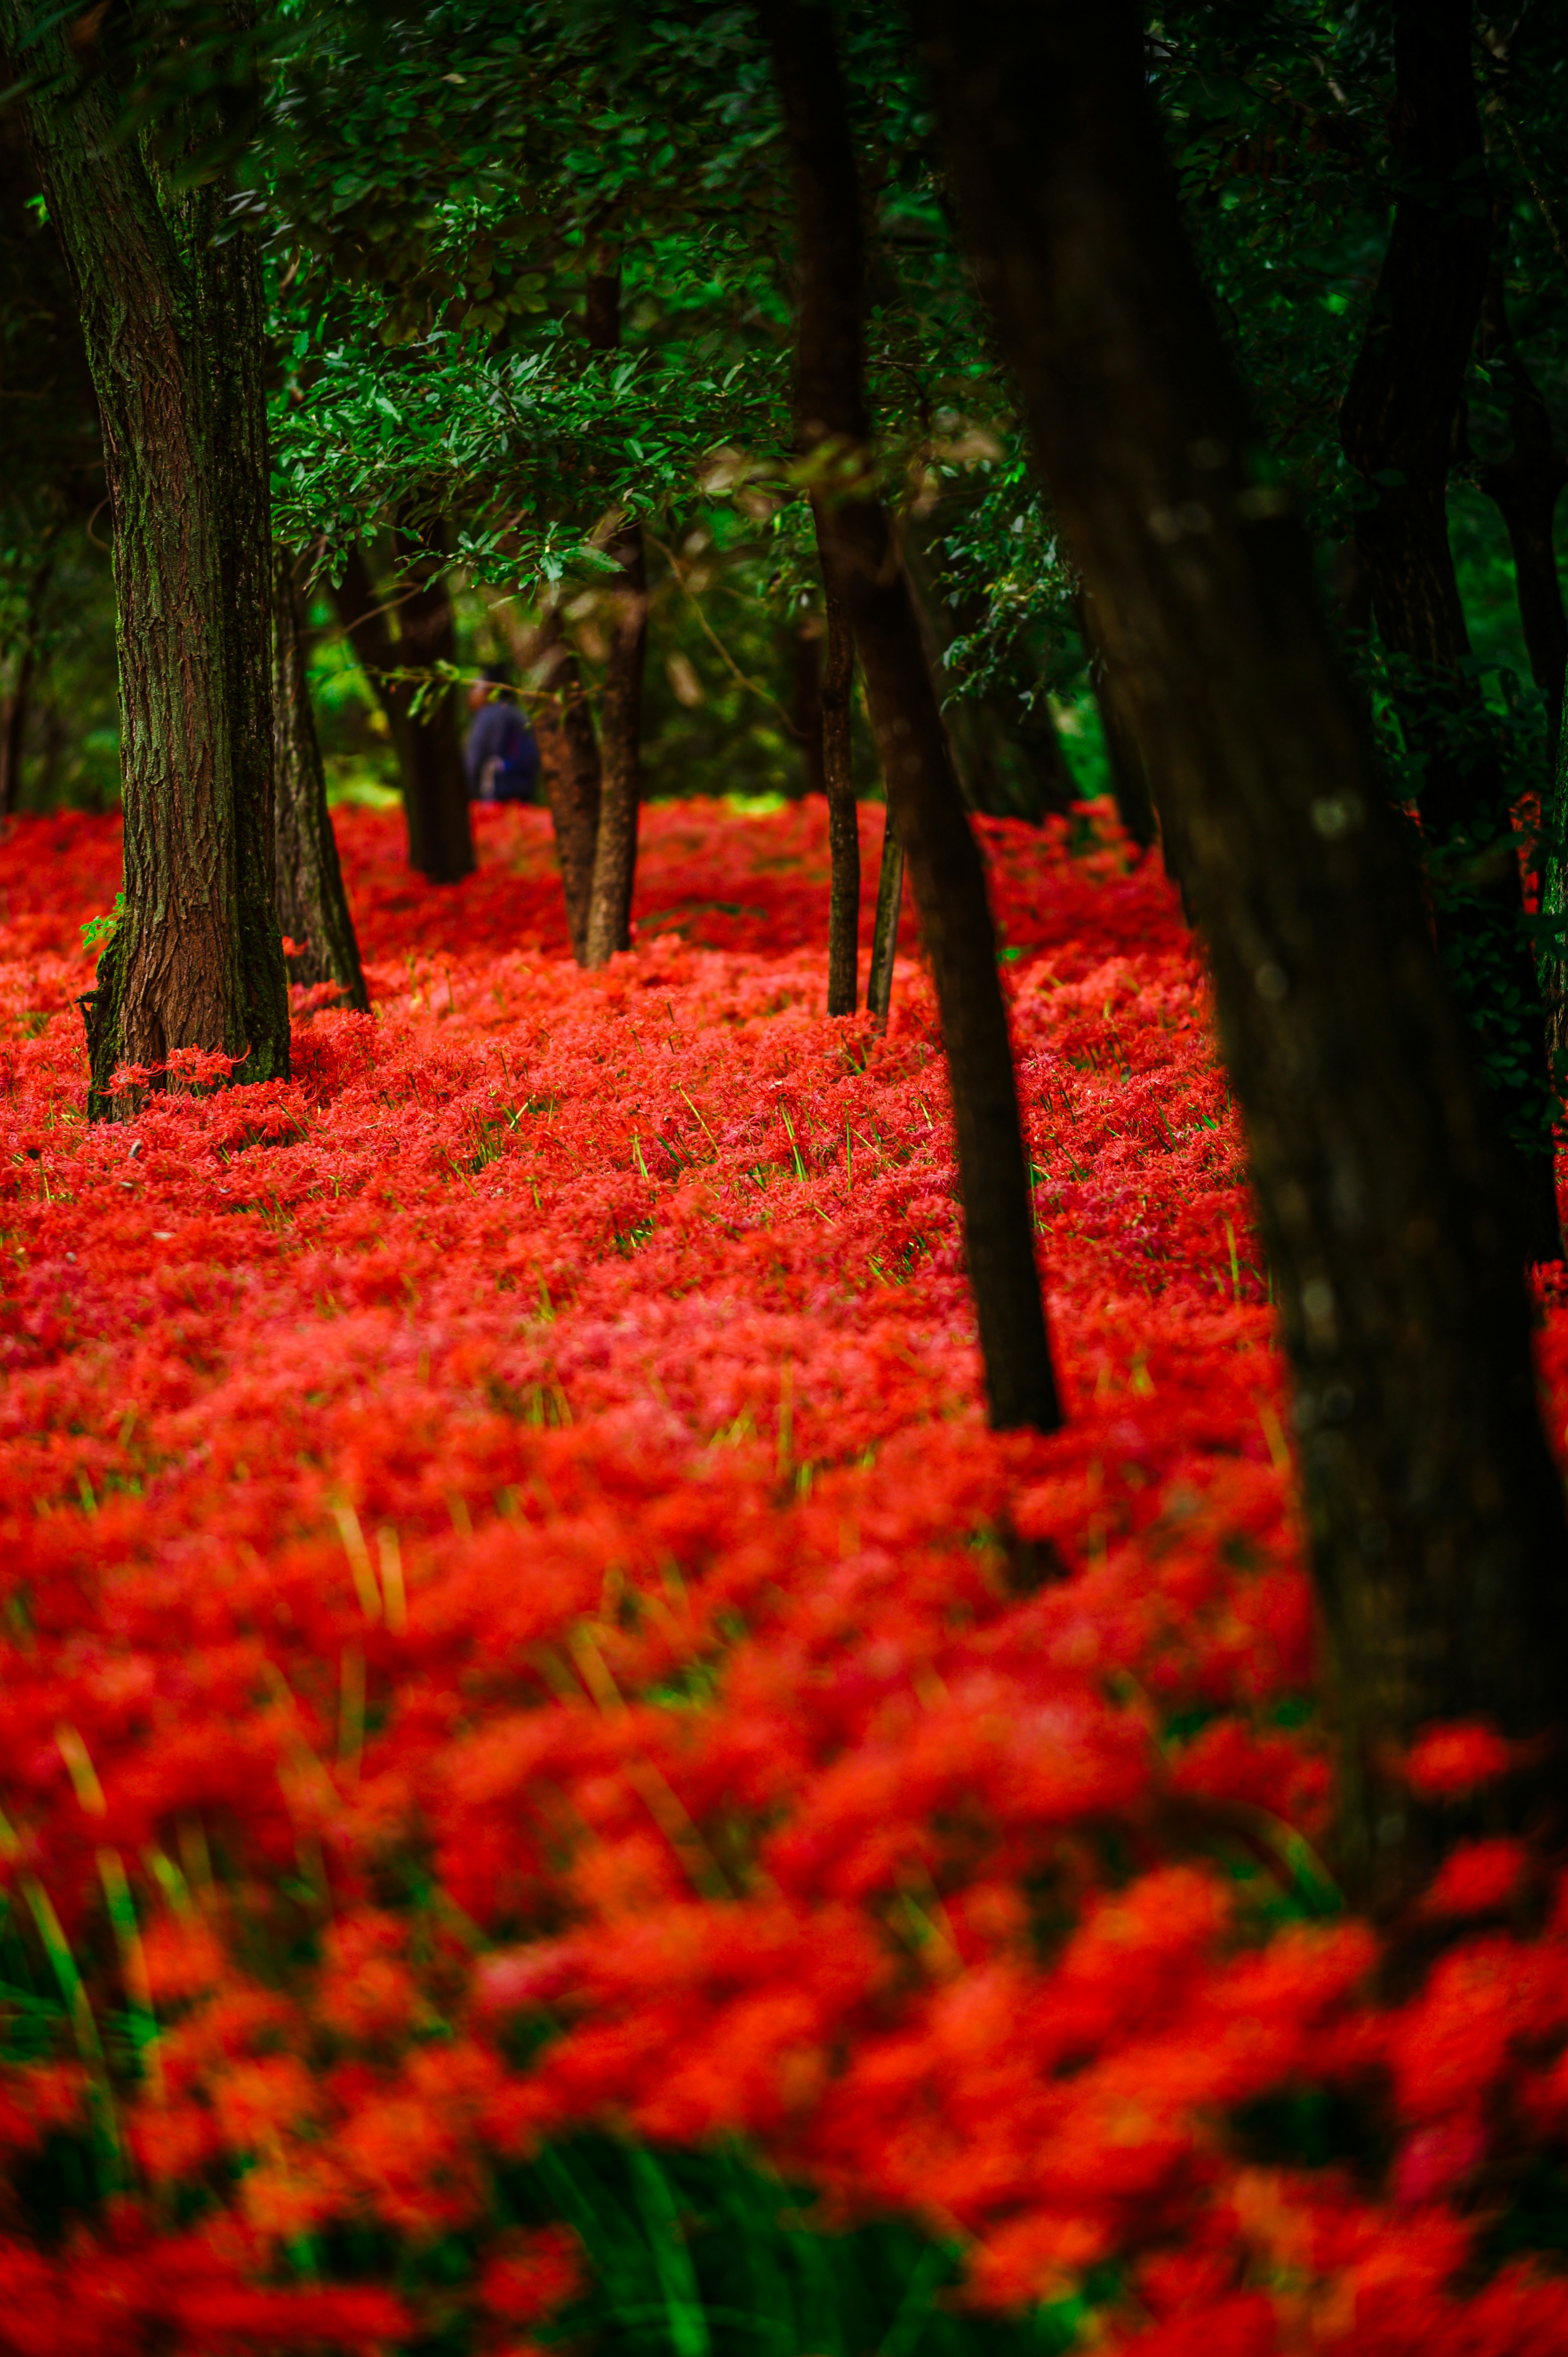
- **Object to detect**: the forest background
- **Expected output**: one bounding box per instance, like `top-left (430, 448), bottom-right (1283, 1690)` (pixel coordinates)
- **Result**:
top-left (2, 2), bottom-right (1556, 840)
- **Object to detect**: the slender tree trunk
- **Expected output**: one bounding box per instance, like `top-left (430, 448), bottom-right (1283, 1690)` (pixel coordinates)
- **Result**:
top-left (272, 549), bottom-right (368, 1011)
top-left (1, 0), bottom-right (289, 1116)
top-left (583, 520), bottom-right (646, 966)
top-left (1338, 0), bottom-right (1559, 1264)
top-left (583, 263), bottom-right (646, 968)
top-left (915, 0), bottom-right (1568, 1909)
top-left (816, 521), bottom-right (860, 1015)
top-left (329, 543), bottom-right (421, 858)
top-left (0, 538), bottom-right (54, 820)
top-left (330, 538), bottom-right (474, 885)
top-left (792, 616), bottom-right (827, 798)
top-left (1078, 593), bottom-right (1158, 853)
top-left (1473, 277), bottom-right (1568, 768)
top-left (1468, 265), bottom-right (1568, 1062)
top-left (505, 607), bottom-right (602, 964)
top-left (866, 809), bottom-right (904, 1028)
top-left (391, 524), bottom-right (474, 886)
top-left (762, 0), bottom-right (1062, 1435)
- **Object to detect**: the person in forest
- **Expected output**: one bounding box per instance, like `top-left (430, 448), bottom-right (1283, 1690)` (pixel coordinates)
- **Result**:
top-left (464, 663), bottom-right (540, 804)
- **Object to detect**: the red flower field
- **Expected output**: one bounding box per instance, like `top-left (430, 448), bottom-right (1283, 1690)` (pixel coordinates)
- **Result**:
top-left (3, 798), bottom-right (1568, 2352)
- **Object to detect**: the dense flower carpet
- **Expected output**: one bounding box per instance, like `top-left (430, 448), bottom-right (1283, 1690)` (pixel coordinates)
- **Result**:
top-left (2, 797), bottom-right (1568, 2353)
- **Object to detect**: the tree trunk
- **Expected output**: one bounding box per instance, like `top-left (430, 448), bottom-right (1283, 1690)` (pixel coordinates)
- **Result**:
top-left (866, 808), bottom-right (904, 1029)
top-left (1078, 592), bottom-right (1158, 853)
top-left (792, 615), bottom-right (827, 799)
top-left (0, 537), bottom-right (54, 820)
top-left (1, 0), bottom-right (290, 1116)
top-left (583, 265), bottom-right (646, 968)
top-left (761, 0), bottom-right (1062, 1436)
top-left (506, 607), bottom-right (602, 965)
top-left (272, 549), bottom-right (368, 1011)
top-left (391, 524), bottom-right (474, 886)
top-left (1468, 264), bottom-right (1568, 1061)
top-left (329, 539), bottom-right (474, 885)
top-left (1338, 0), bottom-right (1559, 1264)
top-left (817, 523), bottom-right (860, 1015)
top-left (914, 0), bottom-right (1568, 1910)
top-left (1473, 274), bottom-right (1568, 769)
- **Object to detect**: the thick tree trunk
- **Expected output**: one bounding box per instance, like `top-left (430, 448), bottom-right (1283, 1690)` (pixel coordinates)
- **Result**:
top-left (582, 266), bottom-right (646, 968)
top-left (1, 0), bottom-right (290, 1115)
top-left (0, 540), bottom-right (54, 820)
top-left (817, 522), bottom-right (860, 1016)
top-left (513, 609), bottom-right (602, 965)
top-left (915, 0), bottom-right (1568, 1909)
top-left (272, 549), bottom-right (368, 1011)
top-left (330, 539), bottom-right (474, 885)
top-left (866, 809), bottom-right (903, 1028)
top-left (762, 0), bottom-right (1062, 1435)
top-left (1338, 0), bottom-right (1559, 1264)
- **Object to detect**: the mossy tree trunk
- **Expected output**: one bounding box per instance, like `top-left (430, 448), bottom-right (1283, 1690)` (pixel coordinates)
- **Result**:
top-left (915, 0), bottom-right (1568, 1909)
top-left (272, 549), bottom-right (368, 1011)
top-left (2, 0), bottom-right (290, 1115)
top-left (761, 0), bottom-right (1062, 1435)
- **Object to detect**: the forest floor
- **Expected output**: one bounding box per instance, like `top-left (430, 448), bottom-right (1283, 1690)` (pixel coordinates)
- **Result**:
top-left (2, 799), bottom-right (1568, 2352)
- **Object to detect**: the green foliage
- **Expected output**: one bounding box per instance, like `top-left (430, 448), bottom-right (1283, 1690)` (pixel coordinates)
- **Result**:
top-left (501, 2138), bottom-right (1091, 2357)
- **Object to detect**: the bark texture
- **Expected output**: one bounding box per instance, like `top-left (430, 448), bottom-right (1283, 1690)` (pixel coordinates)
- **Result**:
top-left (510, 609), bottom-right (602, 965)
top-left (583, 521), bottom-right (647, 966)
top-left (583, 267), bottom-right (646, 968)
top-left (0, 540), bottom-right (52, 819)
top-left (1338, 0), bottom-right (1559, 1263)
top-left (1467, 266), bottom-right (1568, 1062)
top-left (792, 616), bottom-right (827, 799)
top-left (272, 549), bottom-right (368, 1011)
top-left (2, 0), bottom-right (290, 1113)
top-left (330, 540), bottom-right (474, 885)
top-left (763, 0), bottom-right (1061, 1434)
top-left (915, 0), bottom-right (1568, 1907)
top-left (817, 521), bottom-right (860, 1016)
top-left (866, 809), bottom-right (903, 1030)
top-left (1078, 592), bottom-right (1158, 853)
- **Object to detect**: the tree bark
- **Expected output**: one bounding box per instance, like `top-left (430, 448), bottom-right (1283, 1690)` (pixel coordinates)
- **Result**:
top-left (1, 0), bottom-right (290, 1116)
top-left (329, 538), bottom-right (474, 885)
top-left (1467, 263), bottom-right (1568, 1064)
top-left (1473, 272), bottom-right (1568, 769)
top-left (914, 0), bottom-right (1568, 1909)
top-left (0, 540), bottom-right (52, 820)
top-left (390, 524), bottom-right (474, 885)
top-left (1338, 0), bottom-right (1559, 1264)
top-left (583, 520), bottom-right (646, 966)
top-left (508, 607), bottom-right (602, 965)
top-left (792, 615), bottom-right (827, 799)
top-left (866, 808), bottom-right (903, 1029)
top-left (1078, 592), bottom-right (1158, 853)
top-left (583, 265), bottom-right (646, 968)
top-left (762, 0), bottom-right (1062, 1435)
top-left (817, 521), bottom-right (860, 1015)
top-left (272, 549), bottom-right (368, 1011)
